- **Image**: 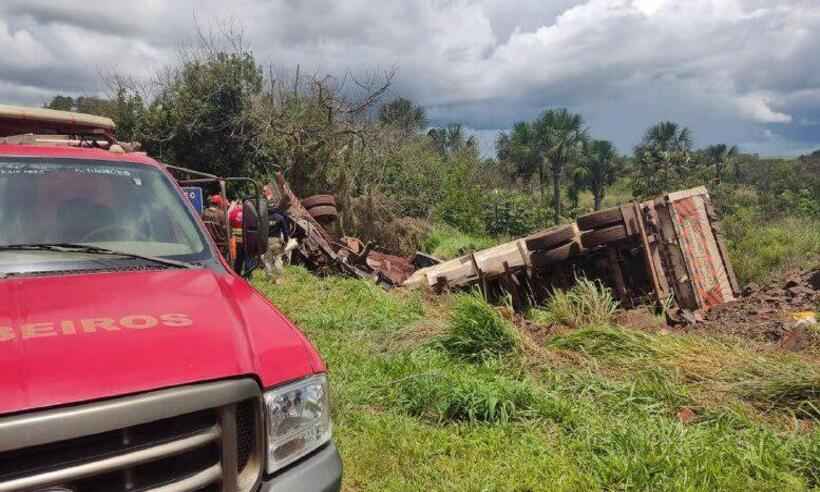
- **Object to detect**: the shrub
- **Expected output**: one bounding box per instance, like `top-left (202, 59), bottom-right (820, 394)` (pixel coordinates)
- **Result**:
top-left (433, 150), bottom-right (487, 235)
top-left (532, 277), bottom-right (619, 328)
top-left (440, 292), bottom-right (521, 362)
top-left (482, 190), bottom-right (549, 236)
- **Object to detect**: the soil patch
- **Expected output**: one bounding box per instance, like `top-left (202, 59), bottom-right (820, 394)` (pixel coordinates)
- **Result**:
top-left (695, 266), bottom-right (820, 348)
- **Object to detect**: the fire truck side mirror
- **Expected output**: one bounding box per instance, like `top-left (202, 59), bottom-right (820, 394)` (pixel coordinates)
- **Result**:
top-left (257, 197), bottom-right (269, 251)
top-left (242, 199), bottom-right (269, 259)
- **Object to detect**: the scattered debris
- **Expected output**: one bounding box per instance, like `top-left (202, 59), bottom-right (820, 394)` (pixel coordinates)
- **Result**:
top-left (696, 266), bottom-right (820, 348)
top-left (676, 407), bottom-right (697, 425)
top-left (274, 172), bottom-right (422, 287)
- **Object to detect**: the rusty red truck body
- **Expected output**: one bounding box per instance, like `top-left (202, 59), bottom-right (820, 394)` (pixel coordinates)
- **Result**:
top-left (406, 187), bottom-right (739, 317)
top-left (0, 106), bottom-right (341, 492)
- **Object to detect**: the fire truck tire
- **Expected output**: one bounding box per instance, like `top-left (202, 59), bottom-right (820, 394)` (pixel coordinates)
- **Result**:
top-left (309, 205), bottom-right (338, 220)
top-left (580, 224), bottom-right (629, 249)
top-left (525, 225), bottom-right (576, 251)
top-left (530, 241), bottom-right (580, 269)
top-left (302, 194), bottom-right (337, 209)
top-left (577, 207), bottom-right (624, 231)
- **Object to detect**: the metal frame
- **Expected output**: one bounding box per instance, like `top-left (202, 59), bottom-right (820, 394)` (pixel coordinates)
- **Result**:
top-left (165, 165), bottom-right (265, 270)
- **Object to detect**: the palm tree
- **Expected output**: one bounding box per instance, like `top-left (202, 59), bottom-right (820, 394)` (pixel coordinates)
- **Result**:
top-left (634, 121), bottom-right (693, 195)
top-left (704, 143), bottom-right (738, 182)
top-left (506, 121), bottom-right (542, 188)
top-left (582, 139), bottom-right (620, 210)
top-left (428, 123), bottom-right (467, 157)
top-left (535, 109), bottom-right (589, 224)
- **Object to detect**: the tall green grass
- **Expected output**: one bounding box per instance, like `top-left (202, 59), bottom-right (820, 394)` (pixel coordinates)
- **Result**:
top-left (531, 277), bottom-right (619, 328)
top-left (724, 213), bottom-right (820, 284)
top-left (440, 292), bottom-right (521, 362)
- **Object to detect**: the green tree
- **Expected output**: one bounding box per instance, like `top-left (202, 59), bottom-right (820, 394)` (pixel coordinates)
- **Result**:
top-left (428, 124), bottom-right (475, 157)
top-left (378, 97), bottom-right (427, 135)
top-left (534, 109), bottom-right (589, 224)
top-left (579, 140), bottom-right (621, 210)
top-left (141, 50), bottom-right (265, 176)
top-left (45, 95), bottom-right (75, 111)
top-left (704, 143), bottom-right (738, 183)
top-left (633, 121), bottom-right (693, 197)
top-left (504, 122), bottom-right (542, 185)
top-left (495, 131), bottom-right (511, 163)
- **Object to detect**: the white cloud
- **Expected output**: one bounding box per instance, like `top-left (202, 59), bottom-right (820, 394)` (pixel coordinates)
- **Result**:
top-left (0, 0), bottom-right (817, 155)
top-left (735, 93), bottom-right (792, 123)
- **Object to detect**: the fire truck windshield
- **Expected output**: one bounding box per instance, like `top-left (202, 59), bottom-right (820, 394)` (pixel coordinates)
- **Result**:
top-left (0, 158), bottom-right (212, 272)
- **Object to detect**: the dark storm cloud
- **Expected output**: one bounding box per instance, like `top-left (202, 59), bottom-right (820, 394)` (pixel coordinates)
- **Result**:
top-left (0, 0), bottom-right (818, 156)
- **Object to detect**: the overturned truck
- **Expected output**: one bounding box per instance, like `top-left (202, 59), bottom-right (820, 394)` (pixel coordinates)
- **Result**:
top-left (405, 187), bottom-right (740, 318)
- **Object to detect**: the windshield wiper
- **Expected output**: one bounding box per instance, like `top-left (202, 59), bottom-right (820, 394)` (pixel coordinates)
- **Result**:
top-left (0, 243), bottom-right (197, 270)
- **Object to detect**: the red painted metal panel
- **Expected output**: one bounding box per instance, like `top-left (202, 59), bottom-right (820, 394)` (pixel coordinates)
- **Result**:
top-left (669, 194), bottom-right (735, 310)
top-left (0, 268), bottom-right (322, 415)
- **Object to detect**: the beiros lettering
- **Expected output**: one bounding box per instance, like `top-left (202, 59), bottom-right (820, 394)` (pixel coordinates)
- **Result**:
top-left (0, 313), bottom-right (192, 342)
top-left (0, 326), bottom-right (14, 342)
top-left (21, 322), bottom-right (56, 339)
top-left (120, 315), bottom-right (158, 329)
top-left (159, 313), bottom-right (194, 327)
top-left (81, 318), bottom-right (118, 333)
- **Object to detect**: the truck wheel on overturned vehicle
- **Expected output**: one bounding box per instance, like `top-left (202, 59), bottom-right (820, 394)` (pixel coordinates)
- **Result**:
top-left (580, 224), bottom-right (629, 249)
top-left (577, 207), bottom-right (624, 231)
top-left (308, 205), bottom-right (338, 221)
top-left (530, 241), bottom-right (581, 268)
top-left (525, 224), bottom-right (576, 251)
top-left (302, 194), bottom-right (337, 209)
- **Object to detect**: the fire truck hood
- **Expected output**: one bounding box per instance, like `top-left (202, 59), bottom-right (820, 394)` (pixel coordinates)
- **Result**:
top-left (0, 268), bottom-right (323, 415)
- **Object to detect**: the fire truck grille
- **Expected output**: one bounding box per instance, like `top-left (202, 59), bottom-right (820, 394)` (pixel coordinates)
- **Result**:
top-left (0, 380), bottom-right (262, 492)
top-left (235, 400), bottom-right (256, 473)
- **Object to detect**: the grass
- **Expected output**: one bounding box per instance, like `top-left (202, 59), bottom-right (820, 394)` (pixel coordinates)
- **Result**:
top-left (576, 177), bottom-right (634, 212)
top-left (531, 277), bottom-right (619, 328)
top-left (724, 214), bottom-right (820, 284)
top-left (421, 224), bottom-right (498, 259)
top-left (253, 267), bottom-right (820, 491)
top-left (439, 292), bottom-right (521, 362)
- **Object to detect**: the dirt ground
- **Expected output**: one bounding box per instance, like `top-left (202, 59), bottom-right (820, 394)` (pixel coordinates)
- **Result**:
top-left (695, 266), bottom-right (820, 350)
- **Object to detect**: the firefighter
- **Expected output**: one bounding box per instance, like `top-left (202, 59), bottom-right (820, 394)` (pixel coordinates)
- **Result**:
top-left (228, 199), bottom-right (245, 274)
top-left (261, 184), bottom-right (294, 282)
top-left (202, 195), bottom-right (229, 258)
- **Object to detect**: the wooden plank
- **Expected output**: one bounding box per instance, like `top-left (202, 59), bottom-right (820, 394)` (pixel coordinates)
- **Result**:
top-left (633, 200), bottom-right (665, 305)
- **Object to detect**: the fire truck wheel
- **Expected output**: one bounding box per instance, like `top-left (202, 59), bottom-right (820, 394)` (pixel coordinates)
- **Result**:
top-left (530, 241), bottom-right (580, 269)
top-left (302, 194), bottom-right (336, 209)
top-left (577, 207), bottom-right (624, 231)
top-left (580, 224), bottom-right (629, 249)
top-left (525, 224), bottom-right (576, 251)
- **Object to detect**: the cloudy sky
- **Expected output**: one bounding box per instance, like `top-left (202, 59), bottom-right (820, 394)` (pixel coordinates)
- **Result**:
top-left (1, 0), bottom-right (818, 156)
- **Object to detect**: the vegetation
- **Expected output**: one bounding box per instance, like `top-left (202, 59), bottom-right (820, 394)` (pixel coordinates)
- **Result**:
top-left (253, 267), bottom-right (820, 491)
top-left (531, 277), bottom-right (619, 328)
top-left (440, 293), bottom-right (521, 362)
top-left (420, 224), bottom-right (497, 259)
top-left (632, 121), bottom-right (694, 197)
